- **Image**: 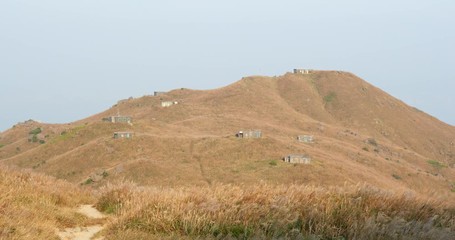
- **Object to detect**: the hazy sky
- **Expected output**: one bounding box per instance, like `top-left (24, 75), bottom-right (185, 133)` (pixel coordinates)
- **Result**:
top-left (1, 0), bottom-right (454, 131)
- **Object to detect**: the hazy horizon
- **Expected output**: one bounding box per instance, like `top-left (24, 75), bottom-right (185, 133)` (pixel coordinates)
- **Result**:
top-left (1, 0), bottom-right (454, 131)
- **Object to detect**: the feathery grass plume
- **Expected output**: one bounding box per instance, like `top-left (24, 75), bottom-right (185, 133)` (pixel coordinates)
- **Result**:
top-left (97, 183), bottom-right (455, 239)
top-left (0, 165), bottom-right (95, 239)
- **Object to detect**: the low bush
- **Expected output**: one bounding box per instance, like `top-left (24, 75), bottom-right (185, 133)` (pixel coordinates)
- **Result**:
top-left (392, 174), bottom-right (402, 180)
top-left (29, 128), bottom-right (42, 135)
top-left (427, 160), bottom-right (446, 169)
top-left (366, 138), bottom-right (378, 146)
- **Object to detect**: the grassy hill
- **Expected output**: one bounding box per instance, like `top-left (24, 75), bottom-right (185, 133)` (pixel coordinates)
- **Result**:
top-left (1, 71), bottom-right (454, 201)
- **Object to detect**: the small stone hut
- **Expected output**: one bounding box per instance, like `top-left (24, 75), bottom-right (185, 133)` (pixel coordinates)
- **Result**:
top-left (284, 154), bottom-right (311, 164)
top-left (154, 91), bottom-right (166, 96)
top-left (293, 69), bottom-right (312, 74)
top-left (113, 132), bottom-right (133, 139)
top-left (297, 135), bottom-right (314, 143)
top-left (103, 116), bottom-right (132, 124)
top-left (161, 101), bottom-right (178, 107)
top-left (236, 130), bottom-right (262, 139)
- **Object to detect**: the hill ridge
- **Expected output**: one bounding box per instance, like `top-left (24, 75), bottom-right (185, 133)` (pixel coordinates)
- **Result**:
top-left (0, 71), bottom-right (454, 202)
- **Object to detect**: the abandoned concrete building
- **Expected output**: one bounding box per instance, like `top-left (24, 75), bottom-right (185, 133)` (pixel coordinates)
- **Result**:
top-left (236, 130), bottom-right (262, 139)
top-left (298, 135), bottom-right (314, 143)
top-left (284, 154), bottom-right (311, 164)
top-left (103, 116), bottom-right (132, 124)
top-left (154, 91), bottom-right (166, 96)
top-left (293, 69), bottom-right (311, 74)
top-left (113, 132), bottom-right (133, 139)
top-left (161, 101), bottom-right (179, 107)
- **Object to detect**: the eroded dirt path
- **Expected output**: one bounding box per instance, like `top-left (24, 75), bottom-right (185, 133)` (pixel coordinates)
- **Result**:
top-left (77, 205), bottom-right (105, 219)
top-left (57, 205), bottom-right (106, 240)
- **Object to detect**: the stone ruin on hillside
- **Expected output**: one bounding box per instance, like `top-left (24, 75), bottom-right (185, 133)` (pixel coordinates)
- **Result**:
top-left (154, 91), bottom-right (166, 96)
top-left (103, 116), bottom-right (132, 125)
top-left (161, 101), bottom-right (179, 107)
top-left (113, 132), bottom-right (134, 139)
top-left (293, 69), bottom-right (312, 74)
top-left (236, 130), bottom-right (262, 139)
top-left (297, 135), bottom-right (314, 143)
top-left (283, 154), bottom-right (311, 164)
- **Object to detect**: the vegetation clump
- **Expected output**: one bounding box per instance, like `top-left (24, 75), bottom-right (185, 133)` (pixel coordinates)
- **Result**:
top-left (84, 178), bottom-right (94, 185)
top-left (28, 128), bottom-right (43, 143)
top-left (323, 92), bottom-right (337, 103)
top-left (269, 160), bottom-right (278, 166)
top-left (97, 183), bottom-right (455, 240)
top-left (392, 174), bottom-right (402, 180)
top-left (427, 160), bottom-right (446, 169)
top-left (366, 138), bottom-right (378, 146)
top-left (29, 128), bottom-right (42, 135)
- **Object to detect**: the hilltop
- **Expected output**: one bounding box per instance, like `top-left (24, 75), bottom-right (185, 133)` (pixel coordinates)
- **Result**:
top-left (0, 70), bottom-right (454, 201)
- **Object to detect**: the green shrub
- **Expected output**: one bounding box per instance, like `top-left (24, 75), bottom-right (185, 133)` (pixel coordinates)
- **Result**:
top-left (427, 160), bottom-right (446, 169)
top-left (269, 160), bottom-right (277, 166)
top-left (0, 144), bottom-right (4, 148)
top-left (366, 138), bottom-right (378, 146)
top-left (39, 140), bottom-right (46, 144)
top-left (29, 128), bottom-right (42, 135)
top-left (84, 178), bottom-right (94, 185)
top-left (392, 174), bottom-right (402, 180)
top-left (362, 147), bottom-right (369, 152)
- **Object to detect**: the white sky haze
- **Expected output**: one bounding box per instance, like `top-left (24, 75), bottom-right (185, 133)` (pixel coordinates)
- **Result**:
top-left (1, 0), bottom-right (454, 130)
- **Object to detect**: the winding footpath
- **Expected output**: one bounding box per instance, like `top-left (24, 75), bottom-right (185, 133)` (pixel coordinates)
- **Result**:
top-left (57, 205), bottom-right (106, 240)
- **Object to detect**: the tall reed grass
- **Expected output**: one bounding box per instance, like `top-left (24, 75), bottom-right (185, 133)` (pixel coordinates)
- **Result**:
top-left (97, 182), bottom-right (455, 239)
top-left (0, 166), bottom-right (94, 239)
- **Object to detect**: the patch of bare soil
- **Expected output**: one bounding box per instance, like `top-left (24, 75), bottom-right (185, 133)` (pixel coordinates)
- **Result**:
top-left (57, 205), bottom-right (106, 240)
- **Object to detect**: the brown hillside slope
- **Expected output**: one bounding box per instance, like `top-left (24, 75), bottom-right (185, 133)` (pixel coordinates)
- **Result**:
top-left (0, 71), bottom-right (454, 202)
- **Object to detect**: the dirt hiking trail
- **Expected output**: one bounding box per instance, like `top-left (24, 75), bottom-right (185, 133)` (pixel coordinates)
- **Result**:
top-left (57, 205), bottom-right (106, 240)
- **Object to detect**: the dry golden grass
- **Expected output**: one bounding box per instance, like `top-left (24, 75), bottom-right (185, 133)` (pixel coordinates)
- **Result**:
top-left (97, 182), bottom-right (455, 239)
top-left (1, 71), bottom-right (454, 200)
top-left (0, 165), bottom-right (95, 240)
